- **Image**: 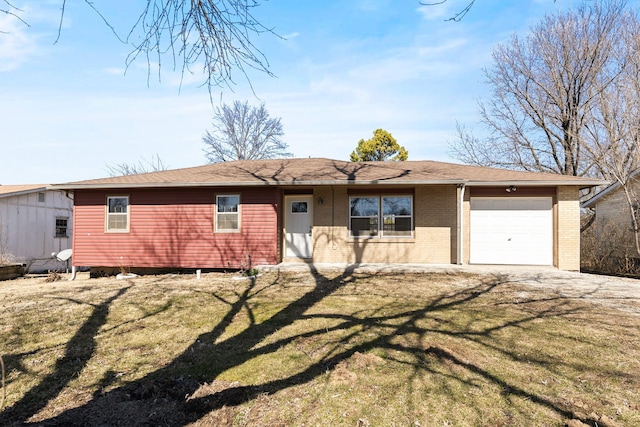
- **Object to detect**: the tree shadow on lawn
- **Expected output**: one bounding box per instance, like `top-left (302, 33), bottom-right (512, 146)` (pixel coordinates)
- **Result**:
top-left (1, 269), bottom-right (598, 426)
top-left (0, 285), bottom-right (132, 423)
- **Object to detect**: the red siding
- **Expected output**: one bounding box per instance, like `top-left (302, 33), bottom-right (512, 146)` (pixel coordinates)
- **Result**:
top-left (72, 188), bottom-right (279, 269)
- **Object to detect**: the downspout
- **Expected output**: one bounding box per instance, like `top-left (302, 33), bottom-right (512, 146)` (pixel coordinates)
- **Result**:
top-left (457, 183), bottom-right (466, 265)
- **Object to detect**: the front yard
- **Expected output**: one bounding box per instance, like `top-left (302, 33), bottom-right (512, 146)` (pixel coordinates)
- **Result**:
top-left (1, 269), bottom-right (639, 426)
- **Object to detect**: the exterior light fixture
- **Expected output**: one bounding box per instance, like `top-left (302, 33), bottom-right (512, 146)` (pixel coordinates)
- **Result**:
top-left (506, 185), bottom-right (517, 193)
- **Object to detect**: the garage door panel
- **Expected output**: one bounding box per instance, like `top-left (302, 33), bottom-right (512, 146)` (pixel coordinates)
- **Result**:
top-left (470, 197), bottom-right (552, 265)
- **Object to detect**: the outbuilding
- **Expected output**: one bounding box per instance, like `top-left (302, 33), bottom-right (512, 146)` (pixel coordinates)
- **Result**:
top-left (0, 185), bottom-right (73, 272)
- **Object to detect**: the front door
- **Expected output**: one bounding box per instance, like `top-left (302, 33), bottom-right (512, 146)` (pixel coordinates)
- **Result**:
top-left (284, 195), bottom-right (313, 258)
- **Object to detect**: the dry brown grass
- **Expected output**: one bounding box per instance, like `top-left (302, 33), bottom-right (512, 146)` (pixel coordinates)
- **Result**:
top-left (0, 270), bottom-right (639, 426)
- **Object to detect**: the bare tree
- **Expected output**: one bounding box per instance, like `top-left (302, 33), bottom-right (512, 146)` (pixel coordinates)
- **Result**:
top-left (203, 100), bottom-right (290, 163)
top-left (451, 0), bottom-right (630, 177)
top-left (106, 154), bottom-right (168, 177)
top-left (2, 1), bottom-right (277, 91)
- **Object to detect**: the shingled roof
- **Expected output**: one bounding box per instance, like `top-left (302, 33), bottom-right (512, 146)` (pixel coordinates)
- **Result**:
top-left (0, 184), bottom-right (49, 197)
top-left (50, 158), bottom-right (604, 190)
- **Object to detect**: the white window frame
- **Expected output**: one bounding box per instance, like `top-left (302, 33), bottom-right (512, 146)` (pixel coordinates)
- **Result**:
top-left (106, 195), bottom-right (130, 233)
top-left (215, 194), bottom-right (241, 233)
top-left (349, 195), bottom-right (413, 238)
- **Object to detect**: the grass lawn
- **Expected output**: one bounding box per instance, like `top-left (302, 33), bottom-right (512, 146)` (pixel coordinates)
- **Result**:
top-left (0, 269), bottom-right (639, 426)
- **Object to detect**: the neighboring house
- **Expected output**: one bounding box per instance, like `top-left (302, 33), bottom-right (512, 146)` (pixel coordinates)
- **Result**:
top-left (0, 185), bottom-right (73, 272)
top-left (51, 158), bottom-right (602, 274)
top-left (581, 176), bottom-right (640, 264)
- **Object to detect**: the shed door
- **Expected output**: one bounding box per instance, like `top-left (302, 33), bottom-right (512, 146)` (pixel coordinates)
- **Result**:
top-left (470, 197), bottom-right (553, 265)
top-left (284, 196), bottom-right (313, 258)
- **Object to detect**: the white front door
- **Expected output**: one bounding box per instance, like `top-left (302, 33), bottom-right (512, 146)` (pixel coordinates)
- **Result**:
top-left (284, 196), bottom-right (313, 258)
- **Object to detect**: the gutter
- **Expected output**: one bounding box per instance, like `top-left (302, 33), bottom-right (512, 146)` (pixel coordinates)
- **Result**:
top-left (457, 183), bottom-right (465, 265)
top-left (49, 179), bottom-right (605, 191)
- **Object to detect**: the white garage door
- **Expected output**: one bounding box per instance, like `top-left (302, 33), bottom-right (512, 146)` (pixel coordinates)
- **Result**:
top-left (470, 197), bottom-right (553, 265)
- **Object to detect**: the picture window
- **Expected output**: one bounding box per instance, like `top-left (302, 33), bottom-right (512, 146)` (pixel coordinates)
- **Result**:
top-left (349, 195), bottom-right (413, 238)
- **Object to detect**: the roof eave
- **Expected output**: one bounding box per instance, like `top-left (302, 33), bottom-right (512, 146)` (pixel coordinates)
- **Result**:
top-left (50, 179), bottom-right (465, 190)
top-left (465, 180), bottom-right (606, 187)
top-left (50, 178), bottom-right (604, 191)
top-left (0, 187), bottom-right (49, 198)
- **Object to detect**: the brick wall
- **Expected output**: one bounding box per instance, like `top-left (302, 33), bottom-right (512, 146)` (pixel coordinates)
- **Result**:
top-left (310, 185), bottom-right (458, 264)
top-left (556, 186), bottom-right (580, 271)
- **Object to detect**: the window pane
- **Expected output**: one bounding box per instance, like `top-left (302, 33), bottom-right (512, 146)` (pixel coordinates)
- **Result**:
top-left (217, 213), bottom-right (239, 230)
top-left (383, 216), bottom-right (412, 236)
top-left (292, 202), bottom-right (308, 213)
top-left (108, 197), bottom-right (128, 213)
top-left (350, 197), bottom-right (378, 216)
top-left (383, 196), bottom-right (411, 215)
top-left (218, 195), bottom-right (239, 213)
top-left (351, 217), bottom-right (378, 237)
top-left (108, 214), bottom-right (127, 230)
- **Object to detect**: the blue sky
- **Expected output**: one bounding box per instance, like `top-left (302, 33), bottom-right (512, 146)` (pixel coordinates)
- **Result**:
top-left (0, 0), bottom-right (588, 185)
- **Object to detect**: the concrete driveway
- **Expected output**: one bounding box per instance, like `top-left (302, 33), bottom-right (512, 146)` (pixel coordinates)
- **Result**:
top-left (263, 263), bottom-right (640, 315)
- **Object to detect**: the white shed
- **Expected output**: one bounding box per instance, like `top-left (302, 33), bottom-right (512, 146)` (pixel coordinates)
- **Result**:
top-left (0, 185), bottom-right (73, 273)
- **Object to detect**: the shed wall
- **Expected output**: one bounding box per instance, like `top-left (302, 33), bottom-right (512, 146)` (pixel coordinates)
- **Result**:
top-left (0, 190), bottom-right (72, 272)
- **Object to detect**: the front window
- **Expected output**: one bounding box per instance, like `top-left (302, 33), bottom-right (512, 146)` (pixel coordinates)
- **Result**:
top-left (350, 197), bottom-right (379, 237)
top-left (382, 196), bottom-right (413, 237)
top-left (55, 217), bottom-right (68, 238)
top-left (106, 196), bottom-right (129, 232)
top-left (216, 194), bottom-right (240, 232)
top-left (349, 195), bottom-right (413, 238)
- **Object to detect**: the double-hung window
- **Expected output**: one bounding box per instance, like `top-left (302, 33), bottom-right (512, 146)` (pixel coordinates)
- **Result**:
top-left (350, 197), bottom-right (379, 237)
top-left (106, 196), bottom-right (129, 232)
top-left (216, 194), bottom-right (240, 232)
top-left (350, 195), bottom-right (413, 238)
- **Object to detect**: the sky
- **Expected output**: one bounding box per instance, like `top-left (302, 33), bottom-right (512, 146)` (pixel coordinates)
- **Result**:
top-left (0, 0), bottom-right (591, 185)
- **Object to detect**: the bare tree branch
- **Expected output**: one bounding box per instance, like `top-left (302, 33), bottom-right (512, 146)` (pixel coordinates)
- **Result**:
top-left (0, 0), bottom-right (29, 32)
top-left (106, 154), bottom-right (168, 176)
top-left (419, 0), bottom-right (476, 22)
top-left (124, 0), bottom-right (279, 93)
top-left (3, 1), bottom-right (278, 91)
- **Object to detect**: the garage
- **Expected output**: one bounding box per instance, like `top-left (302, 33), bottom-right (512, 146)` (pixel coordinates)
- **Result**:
top-left (470, 197), bottom-right (553, 265)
